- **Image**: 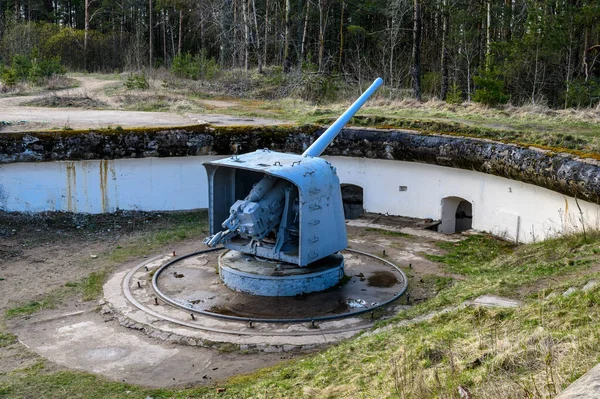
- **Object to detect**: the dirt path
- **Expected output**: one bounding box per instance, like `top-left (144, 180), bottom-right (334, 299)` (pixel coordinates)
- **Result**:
top-left (0, 76), bottom-right (119, 108)
top-left (0, 76), bottom-right (193, 131)
top-left (0, 75), bottom-right (287, 132)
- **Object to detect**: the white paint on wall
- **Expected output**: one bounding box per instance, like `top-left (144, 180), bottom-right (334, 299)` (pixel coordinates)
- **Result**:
top-left (0, 156), bottom-right (221, 213)
top-left (1, 155), bottom-right (599, 244)
top-left (326, 157), bottom-right (600, 243)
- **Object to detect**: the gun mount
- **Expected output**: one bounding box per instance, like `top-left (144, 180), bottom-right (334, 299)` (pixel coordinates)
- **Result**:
top-left (202, 78), bottom-right (383, 295)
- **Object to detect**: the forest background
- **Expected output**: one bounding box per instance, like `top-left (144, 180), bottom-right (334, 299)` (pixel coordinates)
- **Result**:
top-left (0, 0), bottom-right (599, 108)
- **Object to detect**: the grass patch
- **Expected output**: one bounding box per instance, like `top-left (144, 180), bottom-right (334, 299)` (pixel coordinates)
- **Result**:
top-left (0, 370), bottom-right (162, 399)
top-left (5, 300), bottom-right (53, 318)
top-left (426, 235), bottom-right (515, 275)
top-left (365, 227), bottom-right (412, 238)
top-left (64, 270), bottom-right (110, 301)
top-left (0, 332), bottom-right (16, 347)
top-left (81, 270), bottom-right (108, 301)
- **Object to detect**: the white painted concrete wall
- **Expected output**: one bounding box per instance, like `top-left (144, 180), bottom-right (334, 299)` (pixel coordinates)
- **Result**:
top-left (0, 156), bottom-right (220, 213)
top-left (1, 155), bottom-right (599, 243)
top-left (327, 157), bottom-right (600, 243)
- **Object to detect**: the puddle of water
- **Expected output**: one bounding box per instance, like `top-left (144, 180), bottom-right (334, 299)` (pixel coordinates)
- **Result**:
top-left (345, 298), bottom-right (368, 309)
top-left (207, 305), bottom-right (241, 317)
top-left (367, 271), bottom-right (398, 288)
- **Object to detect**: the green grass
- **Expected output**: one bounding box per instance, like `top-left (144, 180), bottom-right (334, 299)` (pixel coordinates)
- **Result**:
top-left (0, 332), bottom-right (16, 347)
top-left (426, 235), bottom-right (515, 275)
top-left (63, 270), bottom-right (109, 301)
top-left (5, 300), bottom-right (54, 319)
top-left (364, 227), bottom-right (412, 238)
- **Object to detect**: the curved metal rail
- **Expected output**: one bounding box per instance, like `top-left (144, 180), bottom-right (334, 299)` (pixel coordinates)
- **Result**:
top-left (150, 247), bottom-right (408, 324)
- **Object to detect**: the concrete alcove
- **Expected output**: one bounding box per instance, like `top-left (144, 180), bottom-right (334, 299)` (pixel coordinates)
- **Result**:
top-left (439, 196), bottom-right (473, 234)
top-left (340, 184), bottom-right (364, 219)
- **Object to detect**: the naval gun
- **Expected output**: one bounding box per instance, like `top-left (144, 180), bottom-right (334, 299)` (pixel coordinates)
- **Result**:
top-left (203, 78), bottom-right (383, 267)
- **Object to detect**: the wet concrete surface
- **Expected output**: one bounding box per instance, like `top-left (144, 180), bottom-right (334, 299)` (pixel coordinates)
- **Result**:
top-left (156, 250), bottom-right (405, 319)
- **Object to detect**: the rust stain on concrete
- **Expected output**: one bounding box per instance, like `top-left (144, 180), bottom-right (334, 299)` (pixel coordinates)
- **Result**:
top-left (99, 160), bottom-right (109, 213)
top-left (65, 162), bottom-right (77, 212)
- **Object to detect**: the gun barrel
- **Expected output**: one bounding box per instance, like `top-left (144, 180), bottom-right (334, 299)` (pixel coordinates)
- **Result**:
top-left (302, 77), bottom-right (383, 157)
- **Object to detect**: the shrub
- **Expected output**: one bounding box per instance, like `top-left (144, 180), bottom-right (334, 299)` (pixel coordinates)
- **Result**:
top-left (0, 65), bottom-right (17, 86)
top-left (473, 69), bottom-right (509, 106)
top-left (171, 50), bottom-right (219, 80)
top-left (28, 56), bottom-right (65, 84)
top-left (124, 73), bottom-right (149, 90)
top-left (422, 72), bottom-right (441, 97)
top-left (298, 74), bottom-right (340, 104)
top-left (0, 49), bottom-right (65, 86)
top-left (563, 77), bottom-right (600, 108)
top-left (171, 53), bottom-right (201, 79)
top-left (446, 82), bottom-right (463, 105)
top-left (10, 54), bottom-right (32, 81)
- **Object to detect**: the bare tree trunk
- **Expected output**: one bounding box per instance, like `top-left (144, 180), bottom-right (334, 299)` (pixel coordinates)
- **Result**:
top-left (504, 0), bottom-right (511, 41)
top-left (564, 20), bottom-right (574, 108)
top-left (200, 6), bottom-right (205, 50)
top-left (233, 0), bottom-right (238, 68)
top-left (389, 18), bottom-right (394, 87)
top-left (242, 0), bottom-right (249, 71)
top-left (168, 11), bottom-right (175, 60)
top-left (583, 26), bottom-right (589, 81)
top-left (162, 9), bottom-right (167, 67)
top-left (318, 0), bottom-right (328, 72)
top-left (283, 0), bottom-right (291, 72)
top-left (440, 0), bottom-right (449, 100)
top-left (85, 0), bottom-right (90, 70)
top-left (251, 0), bottom-right (263, 72)
top-left (300, 0), bottom-right (309, 66)
top-left (178, 8), bottom-right (183, 55)
top-left (220, 0), bottom-right (233, 67)
top-left (485, 0), bottom-right (491, 70)
top-left (149, 0), bottom-right (153, 68)
top-left (338, 0), bottom-right (344, 71)
top-left (411, 0), bottom-right (421, 101)
top-left (263, 0), bottom-right (269, 66)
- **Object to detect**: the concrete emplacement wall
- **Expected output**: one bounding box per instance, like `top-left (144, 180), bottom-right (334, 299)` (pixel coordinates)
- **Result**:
top-left (1, 154), bottom-right (599, 244)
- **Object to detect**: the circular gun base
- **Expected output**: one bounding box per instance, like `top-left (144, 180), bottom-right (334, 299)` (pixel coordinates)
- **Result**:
top-left (219, 250), bottom-right (345, 297)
